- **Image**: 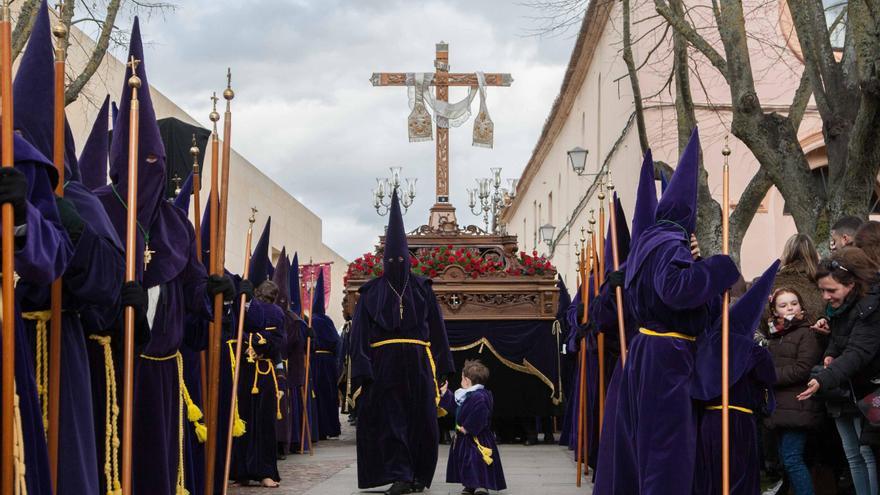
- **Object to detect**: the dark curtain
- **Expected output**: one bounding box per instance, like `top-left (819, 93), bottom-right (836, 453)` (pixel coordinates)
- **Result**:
top-left (158, 117), bottom-right (210, 199)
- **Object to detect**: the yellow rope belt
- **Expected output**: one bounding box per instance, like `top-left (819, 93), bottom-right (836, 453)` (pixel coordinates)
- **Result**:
top-left (315, 350), bottom-right (333, 355)
top-left (455, 425), bottom-right (493, 466)
top-left (22, 310), bottom-right (51, 435)
top-left (370, 339), bottom-right (440, 409)
top-left (226, 340), bottom-right (246, 437)
top-left (705, 405), bottom-right (754, 415)
top-left (252, 358), bottom-right (283, 420)
top-left (89, 335), bottom-right (121, 495)
top-left (639, 327), bottom-right (697, 342)
top-left (139, 351), bottom-right (205, 495)
top-left (13, 389), bottom-right (27, 495)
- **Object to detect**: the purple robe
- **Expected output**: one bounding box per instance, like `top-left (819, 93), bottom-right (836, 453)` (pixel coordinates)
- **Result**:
top-left (3, 133), bottom-right (74, 495)
top-left (350, 277), bottom-right (455, 489)
top-left (312, 313), bottom-right (341, 439)
top-left (693, 345), bottom-right (774, 495)
top-left (440, 389), bottom-right (506, 491)
top-left (229, 300), bottom-right (285, 483)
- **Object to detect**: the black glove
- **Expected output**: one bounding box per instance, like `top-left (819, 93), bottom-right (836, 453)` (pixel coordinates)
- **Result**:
top-left (306, 326), bottom-right (316, 340)
top-left (121, 281), bottom-right (147, 315)
top-left (577, 302), bottom-right (586, 323)
top-left (0, 167), bottom-right (28, 225)
top-left (54, 196), bottom-right (85, 243)
top-left (608, 269), bottom-right (625, 289)
top-left (238, 279), bottom-right (254, 302)
top-left (207, 274), bottom-right (235, 302)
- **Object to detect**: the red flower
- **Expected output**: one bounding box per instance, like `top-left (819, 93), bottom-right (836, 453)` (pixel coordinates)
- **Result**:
top-left (524, 257), bottom-right (533, 266)
top-left (471, 271), bottom-right (479, 279)
top-left (447, 244), bottom-right (454, 250)
top-left (420, 266), bottom-right (428, 273)
top-left (532, 250), bottom-right (538, 257)
top-left (429, 269), bottom-right (438, 277)
top-left (411, 258), bottom-right (418, 267)
top-left (448, 256), bottom-right (456, 263)
top-left (528, 267), bottom-right (536, 275)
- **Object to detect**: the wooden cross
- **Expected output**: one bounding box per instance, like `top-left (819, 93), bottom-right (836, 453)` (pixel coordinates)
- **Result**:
top-left (371, 42), bottom-right (512, 228)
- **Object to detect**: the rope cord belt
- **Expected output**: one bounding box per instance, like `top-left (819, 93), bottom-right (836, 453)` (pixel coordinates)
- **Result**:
top-left (22, 310), bottom-right (51, 434)
top-left (139, 350), bottom-right (205, 494)
top-left (370, 339), bottom-right (440, 408)
top-left (705, 405), bottom-right (754, 415)
top-left (89, 335), bottom-right (122, 495)
top-left (639, 327), bottom-right (697, 342)
top-left (315, 350), bottom-right (333, 355)
top-left (252, 358), bottom-right (284, 420)
top-left (226, 339), bottom-right (246, 437)
top-left (455, 425), bottom-right (493, 466)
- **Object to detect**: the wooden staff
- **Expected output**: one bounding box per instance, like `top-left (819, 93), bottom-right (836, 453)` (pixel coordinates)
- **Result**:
top-left (575, 231), bottom-right (589, 486)
top-left (47, 5), bottom-right (67, 488)
top-left (721, 139), bottom-right (731, 495)
top-left (589, 207), bottom-right (606, 432)
top-left (1, 2), bottom-right (16, 493)
top-left (203, 92), bottom-right (222, 495)
top-left (300, 267), bottom-right (314, 455)
top-left (120, 56), bottom-right (142, 495)
top-left (606, 179), bottom-right (629, 369)
top-left (220, 207), bottom-right (256, 495)
top-left (190, 135), bottom-right (209, 415)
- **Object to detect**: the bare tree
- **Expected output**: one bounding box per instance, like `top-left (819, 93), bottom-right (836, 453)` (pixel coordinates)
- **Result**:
top-left (11, 0), bottom-right (177, 106)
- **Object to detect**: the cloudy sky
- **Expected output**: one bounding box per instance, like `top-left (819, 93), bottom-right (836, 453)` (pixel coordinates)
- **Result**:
top-left (125, 0), bottom-right (577, 261)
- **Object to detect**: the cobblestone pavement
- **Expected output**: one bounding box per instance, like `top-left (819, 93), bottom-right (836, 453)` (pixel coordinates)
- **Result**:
top-left (227, 416), bottom-right (591, 495)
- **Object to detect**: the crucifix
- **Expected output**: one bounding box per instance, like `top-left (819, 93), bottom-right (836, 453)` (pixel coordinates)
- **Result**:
top-left (371, 42), bottom-right (512, 229)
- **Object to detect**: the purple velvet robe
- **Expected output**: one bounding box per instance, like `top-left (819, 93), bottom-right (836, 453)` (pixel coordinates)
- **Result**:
top-left (4, 134), bottom-right (73, 495)
top-left (440, 389), bottom-right (506, 491)
top-left (596, 239), bottom-right (738, 495)
top-left (274, 311), bottom-right (296, 451)
top-left (229, 300), bottom-right (285, 483)
top-left (350, 277), bottom-right (455, 489)
top-left (693, 345), bottom-right (774, 495)
top-left (312, 313), bottom-right (341, 439)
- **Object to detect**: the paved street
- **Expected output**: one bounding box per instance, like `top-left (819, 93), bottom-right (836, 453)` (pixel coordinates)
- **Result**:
top-left (229, 418), bottom-right (592, 495)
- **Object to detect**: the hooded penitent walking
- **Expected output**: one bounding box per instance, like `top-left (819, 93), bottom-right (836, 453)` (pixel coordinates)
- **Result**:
top-left (595, 130), bottom-right (740, 494)
top-left (350, 191), bottom-right (455, 495)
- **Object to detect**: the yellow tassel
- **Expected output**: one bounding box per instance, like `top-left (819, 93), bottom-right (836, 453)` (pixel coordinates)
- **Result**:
top-left (186, 401), bottom-right (203, 423)
top-left (473, 437), bottom-right (494, 466)
top-left (176, 485), bottom-right (189, 495)
top-left (276, 411), bottom-right (282, 420)
top-left (251, 385), bottom-right (259, 394)
top-left (194, 422), bottom-right (207, 444)
top-left (233, 418), bottom-right (246, 437)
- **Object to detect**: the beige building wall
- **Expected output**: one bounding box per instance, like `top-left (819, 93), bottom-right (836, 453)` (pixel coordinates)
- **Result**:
top-left (50, 16), bottom-right (348, 323)
top-left (503, 0), bottom-right (830, 287)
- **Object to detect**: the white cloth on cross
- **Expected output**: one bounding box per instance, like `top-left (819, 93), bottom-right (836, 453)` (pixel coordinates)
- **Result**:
top-left (406, 72), bottom-right (477, 129)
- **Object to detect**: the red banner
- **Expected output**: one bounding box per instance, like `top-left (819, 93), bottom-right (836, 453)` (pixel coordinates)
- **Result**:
top-left (300, 262), bottom-right (332, 310)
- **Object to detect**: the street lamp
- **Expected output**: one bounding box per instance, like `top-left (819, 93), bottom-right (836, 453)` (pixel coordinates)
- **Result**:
top-left (567, 146), bottom-right (591, 176)
top-left (373, 166), bottom-right (417, 216)
top-left (539, 223), bottom-right (556, 246)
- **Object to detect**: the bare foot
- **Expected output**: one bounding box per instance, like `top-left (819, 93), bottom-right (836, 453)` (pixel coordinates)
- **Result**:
top-left (261, 478), bottom-right (280, 488)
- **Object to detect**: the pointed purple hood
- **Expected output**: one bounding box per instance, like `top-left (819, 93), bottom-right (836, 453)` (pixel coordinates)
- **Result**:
top-left (79, 95), bottom-right (111, 190)
top-left (312, 270), bottom-right (326, 316)
top-left (603, 193), bottom-right (631, 277)
top-left (692, 259), bottom-right (780, 401)
top-left (383, 190), bottom-right (410, 292)
top-left (272, 246), bottom-right (291, 310)
top-left (630, 150), bottom-right (657, 245)
top-left (248, 217), bottom-right (272, 287)
top-left (290, 252), bottom-right (302, 317)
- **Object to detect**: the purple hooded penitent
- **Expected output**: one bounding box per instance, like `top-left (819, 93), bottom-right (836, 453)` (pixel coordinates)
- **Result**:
top-left (93, 17), bottom-right (210, 494)
top-left (13, 3), bottom-right (123, 494)
top-left (79, 95), bottom-right (111, 191)
top-left (248, 217), bottom-right (272, 287)
top-left (350, 190), bottom-right (455, 489)
top-left (594, 127), bottom-right (740, 495)
top-left (310, 270), bottom-right (342, 439)
top-left (693, 261), bottom-right (778, 495)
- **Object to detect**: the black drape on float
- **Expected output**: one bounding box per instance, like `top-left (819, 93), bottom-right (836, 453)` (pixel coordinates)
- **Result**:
top-left (157, 117), bottom-right (210, 200)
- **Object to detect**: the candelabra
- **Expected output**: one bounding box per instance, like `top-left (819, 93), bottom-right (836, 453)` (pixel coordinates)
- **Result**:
top-left (467, 167), bottom-right (517, 233)
top-left (373, 166), bottom-right (417, 216)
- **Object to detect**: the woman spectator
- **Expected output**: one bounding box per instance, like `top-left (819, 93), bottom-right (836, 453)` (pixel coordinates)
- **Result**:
top-left (798, 247), bottom-right (880, 495)
top-left (764, 288), bottom-right (823, 494)
top-left (775, 234), bottom-right (825, 321)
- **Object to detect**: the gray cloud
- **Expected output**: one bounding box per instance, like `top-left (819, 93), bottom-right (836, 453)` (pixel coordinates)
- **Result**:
top-left (126, 0), bottom-right (576, 260)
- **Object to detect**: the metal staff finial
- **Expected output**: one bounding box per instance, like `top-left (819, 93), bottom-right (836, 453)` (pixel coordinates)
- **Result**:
top-left (224, 68), bottom-right (235, 104)
top-left (597, 178), bottom-right (606, 201)
top-left (722, 135), bottom-right (732, 160)
top-left (249, 207), bottom-right (258, 224)
top-left (190, 134), bottom-right (200, 164)
top-left (209, 92), bottom-right (220, 131)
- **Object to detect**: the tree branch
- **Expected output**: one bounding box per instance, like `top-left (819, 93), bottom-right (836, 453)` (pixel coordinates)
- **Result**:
top-left (729, 168), bottom-right (773, 266)
top-left (66, 0), bottom-right (122, 105)
top-left (622, 0), bottom-right (649, 154)
top-left (11, 0), bottom-right (41, 61)
top-left (789, 68), bottom-right (813, 131)
top-left (655, 0), bottom-right (728, 77)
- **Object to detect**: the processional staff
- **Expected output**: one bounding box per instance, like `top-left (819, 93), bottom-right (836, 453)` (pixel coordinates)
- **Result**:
top-left (48, 5), bottom-right (68, 485)
top-left (1, 2), bottom-right (16, 493)
top-left (596, 187), bottom-right (607, 431)
top-left (120, 55), bottom-right (142, 495)
top-left (606, 178), bottom-right (628, 367)
top-left (575, 227), bottom-right (590, 487)
top-left (220, 207), bottom-right (257, 495)
top-left (721, 139), bottom-right (732, 495)
top-left (300, 264), bottom-right (314, 455)
top-left (191, 135), bottom-right (209, 412)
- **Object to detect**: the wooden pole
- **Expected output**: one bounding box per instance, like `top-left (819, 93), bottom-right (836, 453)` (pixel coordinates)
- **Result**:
top-left (120, 56), bottom-right (142, 495)
top-left (47, 5), bottom-right (67, 488)
top-left (721, 138), bottom-right (731, 495)
top-left (300, 272), bottom-right (314, 456)
top-left (575, 232), bottom-right (590, 485)
top-left (220, 208), bottom-right (256, 495)
top-left (574, 242), bottom-right (584, 486)
top-left (203, 93), bottom-right (222, 495)
top-left (590, 207), bottom-right (606, 432)
top-left (606, 180), bottom-right (629, 368)
top-left (0, 3), bottom-right (16, 493)
top-left (190, 135), bottom-right (208, 411)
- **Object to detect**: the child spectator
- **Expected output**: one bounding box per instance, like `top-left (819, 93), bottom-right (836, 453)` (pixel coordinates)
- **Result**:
top-left (764, 288), bottom-right (823, 494)
top-left (440, 360), bottom-right (506, 495)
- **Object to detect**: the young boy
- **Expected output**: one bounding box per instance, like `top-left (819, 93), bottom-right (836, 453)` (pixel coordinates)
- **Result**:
top-left (440, 360), bottom-right (507, 495)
